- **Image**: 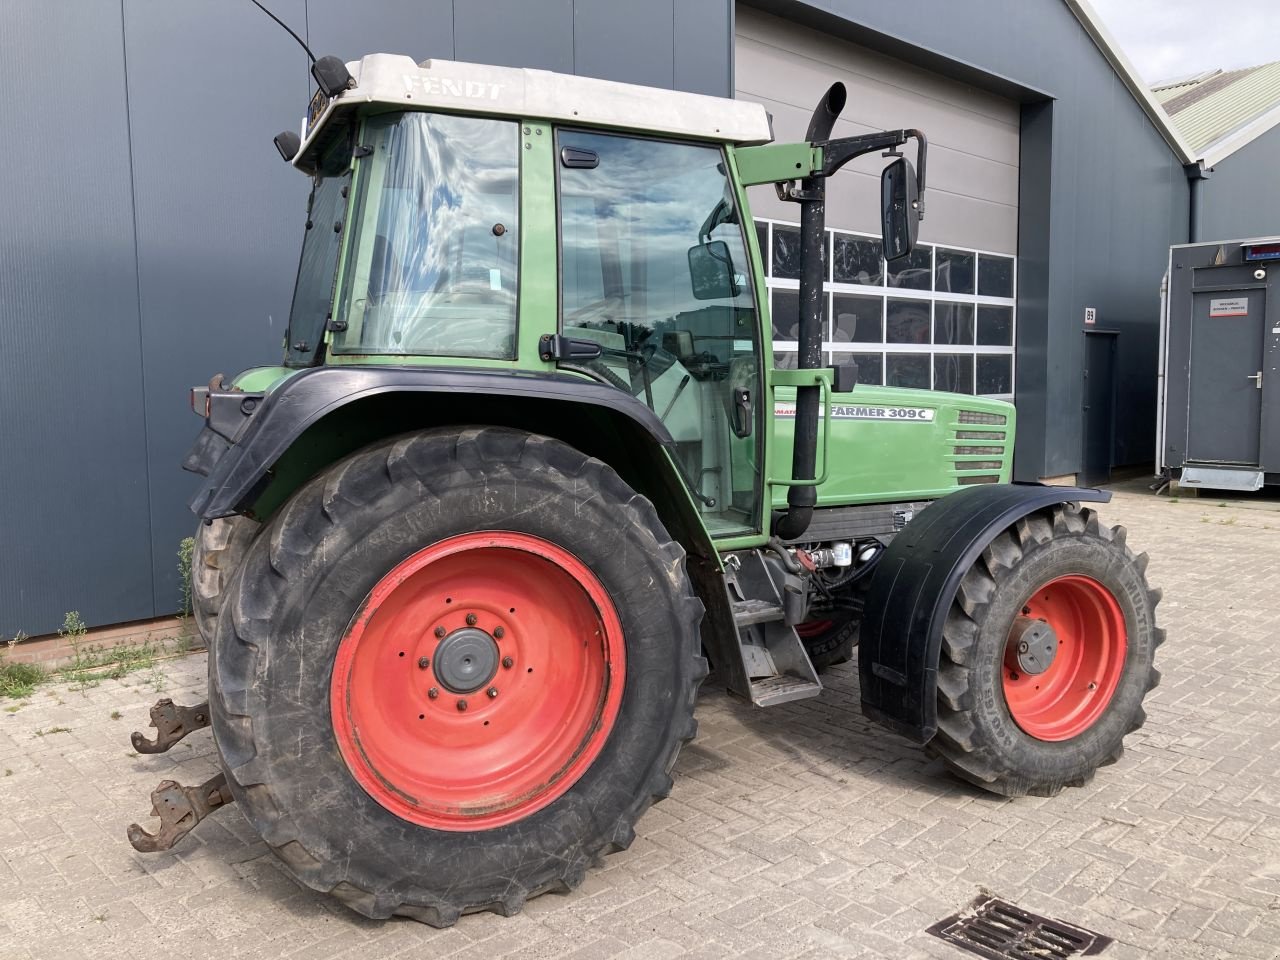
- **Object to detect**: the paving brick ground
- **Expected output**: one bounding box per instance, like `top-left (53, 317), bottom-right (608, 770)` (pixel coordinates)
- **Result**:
top-left (3, 484), bottom-right (1280, 960)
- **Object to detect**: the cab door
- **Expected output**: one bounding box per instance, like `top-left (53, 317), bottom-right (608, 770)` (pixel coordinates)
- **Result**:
top-left (555, 130), bottom-right (764, 538)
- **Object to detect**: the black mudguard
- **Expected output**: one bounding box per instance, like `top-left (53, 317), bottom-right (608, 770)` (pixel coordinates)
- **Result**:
top-left (184, 365), bottom-right (679, 520)
top-left (858, 483), bottom-right (1111, 743)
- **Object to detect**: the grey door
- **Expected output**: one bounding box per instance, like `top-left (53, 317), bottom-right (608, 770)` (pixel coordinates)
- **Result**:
top-left (1187, 289), bottom-right (1266, 464)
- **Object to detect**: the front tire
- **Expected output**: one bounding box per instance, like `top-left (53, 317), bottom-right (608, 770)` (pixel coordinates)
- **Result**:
top-left (930, 504), bottom-right (1162, 797)
top-left (208, 427), bottom-right (705, 925)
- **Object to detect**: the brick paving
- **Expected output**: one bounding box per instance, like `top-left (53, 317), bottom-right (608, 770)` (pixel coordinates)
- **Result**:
top-left (2, 485), bottom-right (1280, 959)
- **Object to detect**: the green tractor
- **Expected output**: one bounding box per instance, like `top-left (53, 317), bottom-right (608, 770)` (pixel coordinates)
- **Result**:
top-left (128, 52), bottom-right (1162, 926)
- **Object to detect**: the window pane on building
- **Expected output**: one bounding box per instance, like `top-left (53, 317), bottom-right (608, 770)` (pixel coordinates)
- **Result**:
top-left (772, 224), bottom-right (802, 280)
top-left (886, 298), bottom-right (931, 344)
top-left (934, 302), bottom-right (974, 345)
top-left (774, 350), bottom-right (797, 369)
top-left (886, 244), bottom-right (932, 290)
top-left (886, 353), bottom-right (930, 389)
top-left (849, 350), bottom-right (880, 386)
top-left (755, 221), bottom-right (769, 272)
top-left (772, 288), bottom-right (799, 341)
top-left (977, 253), bottom-right (1014, 298)
top-left (977, 354), bottom-right (1013, 394)
top-left (935, 248), bottom-right (975, 294)
top-left (833, 293), bottom-right (883, 343)
top-left (976, 305), bottom-right (1013, 345)
top-left (833, 233), bottom-right (883, 285)
top-left (934, 354), bottom-right (974, 394)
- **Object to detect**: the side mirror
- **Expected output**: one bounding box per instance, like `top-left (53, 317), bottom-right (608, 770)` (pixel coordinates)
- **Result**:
top-left (881, 156), bottom-right (920, 262)
top-left (688, 240), bottom-right (740, 300)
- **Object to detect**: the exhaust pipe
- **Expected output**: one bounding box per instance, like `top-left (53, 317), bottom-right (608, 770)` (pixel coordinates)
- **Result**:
top-left (775, 83), bottom-right (846, 542)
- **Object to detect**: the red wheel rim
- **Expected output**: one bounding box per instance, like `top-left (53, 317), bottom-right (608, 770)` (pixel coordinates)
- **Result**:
top-left (795, 619), bottom-right (835, 639)
top-left (1001, 575), bottom-right (1127, 742)
top-left (330, 531), bottom-right (625, 831)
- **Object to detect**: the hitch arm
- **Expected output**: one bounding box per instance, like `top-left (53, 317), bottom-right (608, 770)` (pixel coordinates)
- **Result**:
top-left (130, 698), bottom-right (210, 754)
top-left (127, 773), bottom-right (234, 853)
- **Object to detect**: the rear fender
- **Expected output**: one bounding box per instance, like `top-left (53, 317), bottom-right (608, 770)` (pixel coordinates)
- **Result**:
top-left (858, 483), bottom-right (1111, 743)
top-left (185, 365), bottom-right (716, 557)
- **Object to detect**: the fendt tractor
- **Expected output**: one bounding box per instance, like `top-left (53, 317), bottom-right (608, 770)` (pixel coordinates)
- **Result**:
top-left (126, 51), bottom-right (1163, 926)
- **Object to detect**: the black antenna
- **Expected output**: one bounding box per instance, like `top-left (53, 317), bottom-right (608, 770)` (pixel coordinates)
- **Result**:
top-left (247, 0), bottom-right (316, 64)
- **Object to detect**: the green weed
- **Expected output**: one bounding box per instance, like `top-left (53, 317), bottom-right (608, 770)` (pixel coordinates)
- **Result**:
top-left (110, 710), bottom-right (122, 721)
top-left (0, 636), bottom-right (44, 699)
top-left (33, 726), bottom-right (71, 737)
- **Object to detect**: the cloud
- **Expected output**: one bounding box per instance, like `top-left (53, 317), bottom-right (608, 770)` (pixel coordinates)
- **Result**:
top-left (1088, 0), bottom-right (1280, 83)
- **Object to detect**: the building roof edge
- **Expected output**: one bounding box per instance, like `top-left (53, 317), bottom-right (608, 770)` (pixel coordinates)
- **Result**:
top-left (1062, 0), bottom-right (1196, 164)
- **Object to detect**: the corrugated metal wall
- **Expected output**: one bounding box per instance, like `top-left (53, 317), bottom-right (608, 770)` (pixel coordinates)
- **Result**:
top-left (0, 0), bottom-right (731, 638)
top-left (1200, 124), bottom-right (1280, 243)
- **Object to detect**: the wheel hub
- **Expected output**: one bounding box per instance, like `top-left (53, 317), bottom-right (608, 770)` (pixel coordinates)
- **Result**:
top-left (433, 628), bottom-right (499, 694)
top-left (1007, 617), bottom-right (1058, 676)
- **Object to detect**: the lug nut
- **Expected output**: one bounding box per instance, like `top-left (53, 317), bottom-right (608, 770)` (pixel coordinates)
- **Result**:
top-left (428, 687), bottom-right (439, 699)
top-left (466, 613), bottom-right (478, 626)
top-left (456, 699), bottom-right (468, 711)
top-left (418, 656), bottom-right (430, 669)
top-left (493, 626), bottom-right (505, 639)
top-left (502, 656), bottom-right (514, 669)
top-left (487, 687), bottom-right (499, 699)
top-left (434, 626), bottom-right (446, 638)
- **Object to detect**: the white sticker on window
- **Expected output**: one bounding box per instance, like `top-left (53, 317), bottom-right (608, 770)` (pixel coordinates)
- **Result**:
top-left (489, 269), bottom-right (502, 291)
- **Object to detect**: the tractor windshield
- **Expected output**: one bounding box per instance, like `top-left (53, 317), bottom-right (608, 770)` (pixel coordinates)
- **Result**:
top-left (332, 112), bottom-right (520, 359)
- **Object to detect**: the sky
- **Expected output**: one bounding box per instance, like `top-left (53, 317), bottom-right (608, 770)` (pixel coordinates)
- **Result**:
top-left (1088, 0), bottom-right (1280, 85)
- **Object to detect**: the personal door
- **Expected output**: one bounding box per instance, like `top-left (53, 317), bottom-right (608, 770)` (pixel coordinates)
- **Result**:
top-left (554, 129), bottom-right (764, 538)
top-left (1081, 330), bottom-right (1117, 486)
top-left (1187, 289), bottom-right (1266, 464)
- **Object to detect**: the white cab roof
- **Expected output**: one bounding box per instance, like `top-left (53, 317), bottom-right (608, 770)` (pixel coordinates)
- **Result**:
top-left (297, 53), bottom-right (773, 164)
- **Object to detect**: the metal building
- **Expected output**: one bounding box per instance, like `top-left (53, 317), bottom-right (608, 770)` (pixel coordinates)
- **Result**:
top-left (2, 0), bottom-right (1277, 637)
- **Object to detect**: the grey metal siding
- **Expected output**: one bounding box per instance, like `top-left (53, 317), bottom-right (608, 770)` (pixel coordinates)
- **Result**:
top-left (0, 0), bottom-right (731, 638)
top-left (122, 0), bottom-right (312, 620)
top-left (0, 2), bottom-right (153, 639)
top-left (1199, 125), bottom-right (1280, 243)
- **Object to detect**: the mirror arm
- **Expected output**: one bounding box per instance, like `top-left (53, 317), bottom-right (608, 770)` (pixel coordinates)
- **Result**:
top-left (906, 128), bottom-right (928, 218)
top-left (814, 130), bottom-right (912, 177)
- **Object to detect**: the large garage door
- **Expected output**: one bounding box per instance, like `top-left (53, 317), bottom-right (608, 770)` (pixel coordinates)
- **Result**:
top-left (737, 7), bottom-right (1020, 399)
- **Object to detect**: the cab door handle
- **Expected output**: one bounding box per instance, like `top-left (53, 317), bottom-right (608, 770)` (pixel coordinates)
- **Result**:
top-left (1248, 371), bottom-right (1263, 389)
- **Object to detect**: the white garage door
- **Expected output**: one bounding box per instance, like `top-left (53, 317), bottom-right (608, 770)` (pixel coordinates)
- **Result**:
top-left (737, 7), bottom-right (1020, 398)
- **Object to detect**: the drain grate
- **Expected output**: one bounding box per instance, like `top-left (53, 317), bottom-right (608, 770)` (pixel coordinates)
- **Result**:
top-left (927, 895), bottom-right (1113, 959)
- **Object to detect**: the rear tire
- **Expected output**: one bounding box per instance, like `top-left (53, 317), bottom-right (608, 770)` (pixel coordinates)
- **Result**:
top-left (191, 515), bottom-right (258, 648)
top-left (208, 427), bottom-right (705, 925)
top-left (930, 504), bottom-right (1162, 797)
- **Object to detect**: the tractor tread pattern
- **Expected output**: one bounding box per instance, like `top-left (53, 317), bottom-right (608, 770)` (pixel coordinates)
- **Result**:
top-left (931, 504), bottom-right (1163, 798)
top-left (208, 427), bottom-right (705, 927)
top-left (191, 515), bottom-right (259, 648)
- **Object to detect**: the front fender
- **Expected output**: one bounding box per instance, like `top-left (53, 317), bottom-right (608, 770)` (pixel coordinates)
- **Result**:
top-left (858, 483), bottom-right (1111, 743)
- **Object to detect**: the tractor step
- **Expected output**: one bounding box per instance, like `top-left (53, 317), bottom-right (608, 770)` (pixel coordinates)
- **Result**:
top-left (731, 598), bottom-right (785, 626)
top-left (723, 551), bottom-right (822, 707)
top-left (130, 698), bottom-right (211, 754)
top-left (126, 772), bottom-right (234, 853)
